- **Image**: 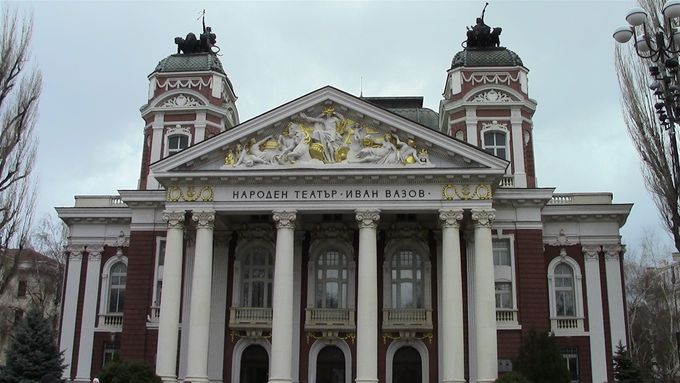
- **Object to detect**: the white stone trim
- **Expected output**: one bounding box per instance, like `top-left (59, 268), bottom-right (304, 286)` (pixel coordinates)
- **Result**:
top-left (583, 250), bottom-right (608, 383)
top-left (164, 125), bottom-right (193, 158)
top-left (385, 339), bottom-right (429, 383)
top-left (547, 254), bottom-right (586, 336)
top-left (230, 339), bottom-right (271, 383)
top-left (75, 247), bottom-right (104, 381)
top-left (60, 248), bottom-right (84, 379)
top-left (604, 245), bottom-right (627, 350)
top-left (307, 340), bottom-right (352, 383)
top-left (97, 254), bottom-right (128, 320)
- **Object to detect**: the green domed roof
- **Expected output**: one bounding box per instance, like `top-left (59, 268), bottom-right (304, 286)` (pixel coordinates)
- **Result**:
top-left (153, 53), bottom-right (225, 74)
top-left (451, 48), bottom-right (523, 69)
top-left (390, 107), bottom-right (440, 131)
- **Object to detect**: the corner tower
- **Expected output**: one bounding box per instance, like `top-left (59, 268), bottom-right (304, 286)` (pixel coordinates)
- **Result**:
top-left (139, 24), bottom-right (238, 190)
top-left (439, 12), bottom-right (537, 188)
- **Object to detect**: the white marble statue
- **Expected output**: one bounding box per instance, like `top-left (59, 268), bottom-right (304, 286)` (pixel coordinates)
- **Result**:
top-left (299, 108), bottom-right (345, 163)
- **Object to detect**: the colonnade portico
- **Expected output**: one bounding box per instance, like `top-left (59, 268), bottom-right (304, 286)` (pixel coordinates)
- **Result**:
top-left (154, 206), bottom-right (498, 383)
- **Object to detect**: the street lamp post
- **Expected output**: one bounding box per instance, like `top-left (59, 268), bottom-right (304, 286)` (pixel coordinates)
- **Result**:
top-left (614, 1), bottom-right (680, 243)
top-left (614, 0), bottom-right (680, 367)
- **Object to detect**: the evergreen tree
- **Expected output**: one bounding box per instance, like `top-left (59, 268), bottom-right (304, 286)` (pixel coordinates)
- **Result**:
top-left (496, 371), bottom-right (532, 383)
top-left (515, 329), bottom-right (570, 383)
top-left (97, 357), bottom-right (161, 383)
top-left (0, 310), bottom-right (65, 383)
top-left (613, 342), bottom-right (642, 382)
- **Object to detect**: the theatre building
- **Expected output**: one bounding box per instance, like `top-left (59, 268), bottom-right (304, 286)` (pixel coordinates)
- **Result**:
top-left (57, 18), bottom-right (631, 383)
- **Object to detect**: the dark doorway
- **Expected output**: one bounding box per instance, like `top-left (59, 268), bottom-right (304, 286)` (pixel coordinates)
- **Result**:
top-left (393, 346), bottom-right (422, 383)
top-left (240, 345), bottom-right (268, 383)
top-left (316, 346), bottom-right (345, 383)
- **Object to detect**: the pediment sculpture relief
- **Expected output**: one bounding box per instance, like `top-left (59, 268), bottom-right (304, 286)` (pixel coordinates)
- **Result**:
top-left (224, 106), bottom-right (431, 168)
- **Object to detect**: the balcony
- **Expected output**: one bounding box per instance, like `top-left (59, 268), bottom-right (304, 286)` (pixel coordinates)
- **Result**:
top-left (382, 308), bottom-right (432, 331)
top-left (551, 317), bottom-right (585, 335)
top-left (496, 309), bottom-right (520, 329)
top-left (229, 307), bottom-right (272, 330)
top-left (97, 313), bottom-right (123, 330)
top-left (305, 308), bottom-right (355, 331)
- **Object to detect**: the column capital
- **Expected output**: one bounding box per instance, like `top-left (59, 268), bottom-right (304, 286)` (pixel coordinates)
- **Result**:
top-left (273, 209), bottom-right (297, 230)
top-left (355, 209), bottom-right (380, 229)
top-left (603, 244), bottom-right (623, 261)
top-left (192, 210), bottom-right (215, 230)
top-left (87, 245), bottom-right (104, 261)
top-left (471, 208), bottom-right (495, 228)
top-left (163, 211), bottom-right (185, 229)
top-left (439, 209), bottom-right (464, 228)
top-left (67, 246), bottom-right (85, 261)
top-left (582, 244), bottom-right (601, 261)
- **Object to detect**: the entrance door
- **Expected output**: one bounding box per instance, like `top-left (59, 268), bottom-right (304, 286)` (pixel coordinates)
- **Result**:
top-left (392, 346), bottom-right (421, 383)
top-left (240, 345), bottom-right (269, 383)
top-left (316, 346), bottom-right (345, 383)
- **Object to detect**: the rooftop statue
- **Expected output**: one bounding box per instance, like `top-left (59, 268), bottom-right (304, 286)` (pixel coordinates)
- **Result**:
top-left (175, 12), bottom-right (219, 54)
top-left (464, 3), bottom-right (502, 49)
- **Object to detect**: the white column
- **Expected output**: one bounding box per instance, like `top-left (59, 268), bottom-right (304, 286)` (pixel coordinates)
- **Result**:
top-left (185, 211), bottom-right (216, 383)
top-left (604, 245), bottom-right (627, 350)
top-left (471, 209), bottom-right (498, 383)
top-left (60, 247), bottom-right (83, 380)
top-left (583, 246), bottom-right (608, 383)
top-left (156, 211), bottom-right (185, 383)
top-left (355, 209), bottom-right (380, 383)
top-left (510, 107), bottom-right (527, 187)
top-left (269, 210), bottom-right (297, 383)
top-left (466, 108), bottom-right (478, 146)
top-left (75, 246), bottom-right (103, 382)
top-left (439, 209), bottom-right (466, 383)
top-left (147, 114), bottom-right (165, 189)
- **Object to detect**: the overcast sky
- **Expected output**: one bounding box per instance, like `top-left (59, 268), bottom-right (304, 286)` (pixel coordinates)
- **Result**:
top-left (11, 0), bottom-right (669, 258)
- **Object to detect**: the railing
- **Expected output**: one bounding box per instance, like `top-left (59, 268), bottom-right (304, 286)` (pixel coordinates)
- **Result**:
top-left (146, 306), bottom-right (160, 328)
top-left (495, 309), bottom-right (518, 324)
top-left (98, 313), bottom-right (123, 329)
top-left (499, 176), bottom-right (514, 188)
top-left (74, 195), bottom-right (127, 208)
top-left (382, 308), bottom-right (432, 330)
top-left (551, 317), bottom-right (585, 334)
top-left (229, 307), bottom-right (272, 329)
top-left (548, 193), bottom-right (613, 205)
top-left (305, 308), bottom-right (355, 330)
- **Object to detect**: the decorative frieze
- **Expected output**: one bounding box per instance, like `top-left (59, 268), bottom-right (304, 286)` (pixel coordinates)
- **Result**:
top-left (238, 224), bottom-right (275, 242)
top-left (461, 72), bottom-right (521, 86)
top-left (166, 185), bottom-right (214, 202)
top-left (154, 77), bottom-right (212, 92)
top-left (273, 210), bottom-right (297, 230)
top-left (471, 89), bottom-right (515, 103)
top-left (310, 223), bottom-right (352, 243)
top-left (385, 223), bottom-right (427, 242)
top-left (355, 209), bottom-right (380, 229)
top-left (471, 209), bottom-right (495, 228)
top-left (442, 183), bottom-right (492, 200)
top-left (161, 94), bottom-right (203, 108)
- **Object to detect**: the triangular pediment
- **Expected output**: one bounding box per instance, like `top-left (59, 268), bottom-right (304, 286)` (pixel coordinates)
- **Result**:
top-left (151, 86), bottom-right (508, 180)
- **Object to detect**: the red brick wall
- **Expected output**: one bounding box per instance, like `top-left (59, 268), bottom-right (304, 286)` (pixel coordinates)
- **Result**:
top-left (515, 230), bottom-right (549, 332)
top-left (121, 231), bottom-right (163, 362)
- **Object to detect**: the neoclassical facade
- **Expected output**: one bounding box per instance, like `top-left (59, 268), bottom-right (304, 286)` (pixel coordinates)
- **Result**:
top-left (57, 20), bottom-right (631, 383)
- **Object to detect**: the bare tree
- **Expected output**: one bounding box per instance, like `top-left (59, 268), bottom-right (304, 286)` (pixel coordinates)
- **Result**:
top-left (626, 234), bottom-right (680, 382)
top-left (0, 7), bottom-right (41, 295)
top-left (615, 0), bottom-right (680, 252)
top-left (29, 214), bottom-right (67, 307)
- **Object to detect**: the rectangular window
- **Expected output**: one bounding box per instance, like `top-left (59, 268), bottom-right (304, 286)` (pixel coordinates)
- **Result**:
top-left (153, 238), bottom-right (166, 306)
top-left (102, 342), bottom-right (119, 367)
top-left (493, 240), bottom-right (511, 266)
top-left (17, 280), bottom-right (27, 298)
top-left (561, 348), bottom-right (579, 382)
top-left (495, 282), bottom-right (513, 309)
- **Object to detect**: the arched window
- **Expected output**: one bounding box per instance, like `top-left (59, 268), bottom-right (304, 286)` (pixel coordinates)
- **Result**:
top-left (167, 134), bottom-right (189, 155)
top-left (315, 346), bottom-right (345, 383)
top-left (483, 130), bottom-right (507, 160)
top-left (239, 345), bottom-right (269, 383)
top-left (316, 249), bottom-right (348, 309)
top-left (547, 256), bottom-right (585, 334)
top-left (241, 246), bottom-right (273, 308)
top-left (391, 249), bottom-right (423, 309)
top-left (554, 263), bottom-right (576, 317)
top-left (108, 262), bottom-right (127, 313)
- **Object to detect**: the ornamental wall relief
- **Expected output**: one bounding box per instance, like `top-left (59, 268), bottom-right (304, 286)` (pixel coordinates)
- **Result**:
top-left (161, 94), bottom-right (203, 108)
top-left (470, 89), bottom-right (515, 103)
top-left (223, 105), bottom-right (431, 168)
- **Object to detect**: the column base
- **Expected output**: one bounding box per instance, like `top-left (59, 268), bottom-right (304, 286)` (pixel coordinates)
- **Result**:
top-left (268, 379), bottom-right (292, 383)
top-left (183, 376), bottom-right (209, 383)
top-left (443, 380), bottom-right (467, 383)
top-left (475, 379), bottom-right (496, 383)
top-left (159, 376), bottom-right (178, 383)
top-left (355, 379), bottom-right (379, 383)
